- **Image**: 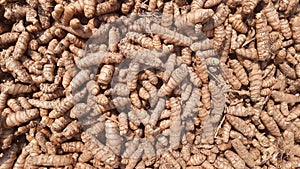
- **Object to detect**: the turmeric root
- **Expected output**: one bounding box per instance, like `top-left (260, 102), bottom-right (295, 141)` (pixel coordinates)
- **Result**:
top-left (158, 64), bottom-right (189, 97)
top-left (0, 32), bottom-right (19, 45)
top-left (271, 90), bottom-right (300, 104)
top-left (5, 109), bottom-right (39, 127)
top-left (26, 154), bottom-right (75, 167)
top-left (1, 82), bottom-right (37, 95)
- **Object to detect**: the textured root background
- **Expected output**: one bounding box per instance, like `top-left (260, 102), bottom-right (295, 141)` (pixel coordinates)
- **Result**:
top-left (0, 0), bottom-right (300, 169)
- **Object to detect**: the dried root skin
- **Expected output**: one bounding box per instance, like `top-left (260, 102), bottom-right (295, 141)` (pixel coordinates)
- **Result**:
top-left (224, 150), bottom-right (246, 168)
top-left (105, 119), bottom-right (122, 155)
top-left (227, 104), bottom-right (254, 117)
top-left (242, 0), bottom-right (259, 14)
top-left (161, 2), bottom-right (173, 29)
top-left (149, 23), bottom-right (192, 46)
top-left (290, 15), bottom-right (300, 51)
top-left (61, 141), bottom-right (84, 153)
top-left (204, 0), bottom-right (221, 8)
top-left (1, 83), bottom-right (37, 95)
top-left (229, 14), bottom-right (248, 34)
top-left (260, 111), bottom-right (281, 137)
top-left (255, 13), bottom-right (271, 61)
top-left (96, 0), bottom-right (120, 15)
top-left (191, 0), bottom-right (205, 10)
top-left (26, 154), bottom-right (75, 166)
top-left (5, 58), bottom-right (32, 83)
top-left (214, 156), bottom-right (234, 169)
top-left (13, 31), bottom-right (30, 60)
top-left (271, 90), bottom-right (300, 104)
top-left (5, 109), bottom-right (39, 127)
top-left (158, 64), bottom-right (188, 97)
top-left (226, 115), bottom-right (255, 138)
top-left (263, 2), bottom-right (280, 31)
top-left (221, 62), bottom-right (242, 90)
top-left (0, 32), bottom-right (19, 45)
top-left (249, 62), bottom-right (262, 102)
top-left (187, 153), bottom-right (206, 165)
top-left (229, 59), bottom-right (249, 86)
top-left (1, 2), bottom-right (300, 169)
top-left (231, 139), bottom-right (256, 167)
top-left (181, 8), bottom-right (214, 25)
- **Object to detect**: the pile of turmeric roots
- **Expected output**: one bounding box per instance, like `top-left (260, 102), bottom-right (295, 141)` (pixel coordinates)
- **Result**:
top-left (0, 0), bottom-right (300, 168)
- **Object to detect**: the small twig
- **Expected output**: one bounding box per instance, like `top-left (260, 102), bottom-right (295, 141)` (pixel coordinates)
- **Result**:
top-left (214, 115), bottom-right (226, 138)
